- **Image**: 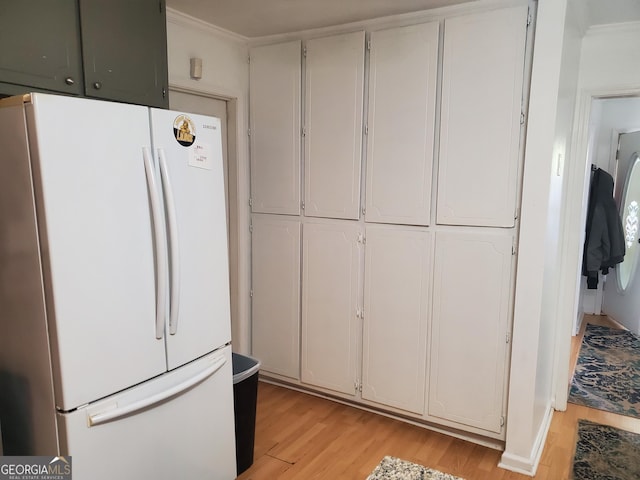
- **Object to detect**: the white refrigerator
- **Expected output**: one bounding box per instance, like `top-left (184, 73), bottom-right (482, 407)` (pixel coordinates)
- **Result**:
top-left (0, 93), bottom-right (236, 479)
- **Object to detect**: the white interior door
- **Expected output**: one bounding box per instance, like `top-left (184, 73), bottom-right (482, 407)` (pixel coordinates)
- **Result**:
top-left (28, 94), bottom-right (166, 410)
top-left (304, 31), bottom-right (365, 220)
top-left (362, 226), bottom-right (431, 414)
top-left (251, 215), bottom-right (301, 379)
top-left (150, 108), bottom-right (232, 370)
top-left (302, 221), bottom-right (361, 395)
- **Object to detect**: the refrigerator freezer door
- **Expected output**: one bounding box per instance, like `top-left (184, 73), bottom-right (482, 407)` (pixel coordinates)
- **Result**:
top-left (58, 346), bottom-right (237, 480)
top-left (27, 94), bottom-right (167, 410)
top-left (150, 109), bottom-right (232, 369)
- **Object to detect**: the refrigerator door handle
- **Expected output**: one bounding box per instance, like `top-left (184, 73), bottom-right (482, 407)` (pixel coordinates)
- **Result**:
top-left (158, 148), bottom-right (181, 335)
top-left (143, 147), bottom-right (167, 340)
top-left (88, 354), bottom-right (227, 426)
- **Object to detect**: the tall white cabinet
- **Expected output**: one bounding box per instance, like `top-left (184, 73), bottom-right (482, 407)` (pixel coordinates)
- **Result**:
top-left (429, 230), bottom-right (514, 433)
top-left (249, 40), bottom-right (301, 215)
top-left (304, 31), bottom-right (365, 220)
top-left (301, 221), bottom-right (361, 395)
top-left (361, 226), bottom-right (432, 414)
top-left (365, 22), bottom-right (439, 226)
top-left (249, 2), bottom-right (530, 443)
top-left (251, 215), bottom-right (301, 379)
top-left (437, 6), bottom-right (528, 227)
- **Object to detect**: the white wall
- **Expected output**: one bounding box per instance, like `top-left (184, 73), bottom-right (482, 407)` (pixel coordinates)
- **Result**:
top-left (599, 98), bottom-right (640, 332)
top-left (500, 0), bottom-right (577, 474)
top-left (166, 10), bottom-right (253, 353)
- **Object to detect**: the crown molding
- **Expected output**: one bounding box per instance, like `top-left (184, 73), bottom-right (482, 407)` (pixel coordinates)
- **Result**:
top-left (167, 7), bottom-right (249, 44)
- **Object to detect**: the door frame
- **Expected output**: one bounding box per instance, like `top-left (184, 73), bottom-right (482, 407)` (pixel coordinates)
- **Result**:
top-left (168, 84), bottom-right (247, 353)
top-left (553, 86), bottom-right (640, 410)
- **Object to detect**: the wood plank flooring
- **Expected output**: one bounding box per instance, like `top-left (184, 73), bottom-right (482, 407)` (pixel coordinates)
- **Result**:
top-left (238, 315), bottom-right (640, 479)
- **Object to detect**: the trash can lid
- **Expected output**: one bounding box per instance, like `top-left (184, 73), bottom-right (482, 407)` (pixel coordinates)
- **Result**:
top-left (232, 353), bottom-right (261, 384)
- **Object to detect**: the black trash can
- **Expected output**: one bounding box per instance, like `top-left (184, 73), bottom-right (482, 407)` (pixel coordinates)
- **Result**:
top-left (232, 353), bottom-right (261, 475)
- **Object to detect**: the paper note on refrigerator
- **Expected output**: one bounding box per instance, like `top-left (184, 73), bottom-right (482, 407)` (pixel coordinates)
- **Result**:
top-left (189, 143), bottom-right (213, 170)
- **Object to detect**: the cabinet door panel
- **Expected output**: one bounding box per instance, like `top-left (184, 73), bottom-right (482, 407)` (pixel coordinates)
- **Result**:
top-left (0, 1), bottom-right (82, 95)
top-left (302, 222), bottom-right (361, 395)
top-left (79, 0), bottom-right (169, 108)
top-left (429, 231), bottom-right (512, 433)
top-left (304, 32), bottom-right (365, 220)
top-left (362, 227), bottom-right (431, 414)
top-left (250, 41), bottom-right (301, 215)
top-left (251, 216), bottom-right (301, 379)
top-left (437, 6), bottom-right (527, 226)
top-left (365, 23), bottom-right (438, 226)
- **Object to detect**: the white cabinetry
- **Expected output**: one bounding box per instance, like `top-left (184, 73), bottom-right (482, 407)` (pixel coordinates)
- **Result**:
top-left (362, 226), bottom-right (432, 414)
top-left (304, 31), bottom-right (365, 220)
top-left (251, 215), bottom-right (301, 379)
top-left (437, 5), bottom-right (527, 227)
top-left (429, 230), bottom-right (513, 433)
top-left (249, 41), bottom-right (301, 215)
top-left (365, 22), bottom-right (439, 226)
top-left (301, 221), bottom-right (361, 395)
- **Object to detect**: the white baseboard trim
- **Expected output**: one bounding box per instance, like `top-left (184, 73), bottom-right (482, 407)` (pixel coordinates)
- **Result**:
top-left (498, 405), bottom-right (554, 476)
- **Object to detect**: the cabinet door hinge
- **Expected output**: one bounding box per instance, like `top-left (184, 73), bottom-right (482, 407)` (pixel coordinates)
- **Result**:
top-left (357, 308), bottom-right (364, 319)
top-left (250, 289), bottom-right (254, 298)
top-left (506, 332), bottom-right (511, 344)
top-left (301, 200), bottom-right (305, 210)
top-left (162, 87), bottom-right (166, 98)
top-left (366, 40), bottom-right (372, 51)
top-left (247, 128), bottom-right (251, 137)
top-left (354, 380), bottom-right (362, 392)
top-left (357, 233), bottom-right (366, 245)
top-left (364, 124), bottom-right (369, 136)
top-left (520, 111), bottom-right (525, 125)
top-left (527, 8), bottom-right (532, 27)
top-left (249, 222), bottom-right (253, 233)
top-left (303, 46), bottom-right (307, 58)
top-left (301, 126), bottom-right (307, 137)
top-left (362, 206), bottom-right (366, 217)
top-left (500, 416), bottom-right (505, 427)
top-left (249, 197), bottom-right (253, 207)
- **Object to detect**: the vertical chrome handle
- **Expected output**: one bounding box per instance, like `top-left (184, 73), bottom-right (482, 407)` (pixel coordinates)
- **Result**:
top-left (143, 147), bottom-right (167, 340)
top-left (158, 148), bottom-right (181, 335)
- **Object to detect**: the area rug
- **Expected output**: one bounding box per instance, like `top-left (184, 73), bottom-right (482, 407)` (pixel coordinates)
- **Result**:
top-left (568, 324), bottom-right (640, 418)
top-left (572, 419), bottom-right (640, 480)
top-left (366, 456), bottom-right (463, 480)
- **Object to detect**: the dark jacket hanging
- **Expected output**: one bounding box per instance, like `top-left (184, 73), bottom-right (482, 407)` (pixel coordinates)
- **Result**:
top-left (582, 167), bottom-right (625, 289)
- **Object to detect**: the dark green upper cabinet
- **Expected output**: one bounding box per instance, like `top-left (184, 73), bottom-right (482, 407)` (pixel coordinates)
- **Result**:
top-left (0, 1), bottom-right (83, 95)
top-left (79, 0), bottom-right (169, 108)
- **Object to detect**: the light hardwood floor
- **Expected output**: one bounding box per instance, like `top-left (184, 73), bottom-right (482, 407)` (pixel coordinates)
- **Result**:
top-left (238, 315), bottom-right (640, 479)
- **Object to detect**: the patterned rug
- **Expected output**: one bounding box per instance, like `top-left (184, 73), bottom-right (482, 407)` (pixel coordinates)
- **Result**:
top-left (573, 420), bottom-right (640, 480)
top-left (568, 324), bottom-right (640, 418)
top-left (366, 456), bottom-right (463, 480)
